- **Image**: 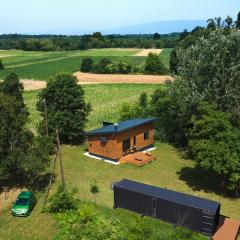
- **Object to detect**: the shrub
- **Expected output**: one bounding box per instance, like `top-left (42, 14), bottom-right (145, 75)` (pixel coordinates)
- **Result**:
top-left (90, 180), bottom-right (100, 204)
top-left (81, 58), bottom-right (93, 72)
top-left (118, 61), bottom-right (132, 74)
top-left (55, 203), bottom-right (126, 240)
top-left (47, 186), bottom-right (77, 213)
top-left (145, 53), bottom-right (168, 75)
top-left (105, 63), bottom-right (119, 74)
top-left (0, 59), bottom-right (4, 70)
top-left (171, 227), bottom-right (206, 240)
top-left (92, 58), bottom-right (112, 74)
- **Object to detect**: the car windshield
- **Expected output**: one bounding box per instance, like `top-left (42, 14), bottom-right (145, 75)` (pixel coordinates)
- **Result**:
top-left (15, 198), bottom-right (29, 205)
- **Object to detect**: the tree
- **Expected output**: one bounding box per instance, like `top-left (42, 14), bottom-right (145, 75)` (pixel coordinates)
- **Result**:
top-left (92, 32), bottom-right (104, 40)
top-left (37, 73), bottom-right (91, 144)
top-left (90, 180), bottom-right (99, 204)
top-left (224, 16), bottom-right (233, 29)
top-left (47, 186), bottom-right (77, 213)
top-left (175, 29), bottom-right (240, 118)
top-left (236, 11), bottom-right (240, 29)
top-left (0, 73), bottom-right (25, 106)
top-left (0, 59), bottom-right (4, 70)
top-left (139, 92), bottom-right (147, 108)
top-left (0, 93), bottom-right (50, 183)
top-left (188, 103), bottom-right (240, 195)
top-left (144, 53), bottom-right (168, 75)
top-left (153, 33), bottom-right (161, 40)
top-left (92, 58), bottom-right (112, 74)
top-left (80, 58), bottom-right (93, 72)
top-left (118, 61), bottom-right (132, 74)
top-left (179, 29), bottom-right (189, 40)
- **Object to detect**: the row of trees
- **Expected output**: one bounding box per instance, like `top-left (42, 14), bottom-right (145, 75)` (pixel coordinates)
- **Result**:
top-left (81, 58), bottom-right (132, 74)
top-left (80, 53), bottom-right (168, 75)
top-left (120, 28), bottom-right (240, 195)
top-left (0, 32), bottom-right (179, 51)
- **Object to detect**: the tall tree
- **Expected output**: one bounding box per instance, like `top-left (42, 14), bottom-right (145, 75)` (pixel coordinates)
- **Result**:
top-left (37, 74), bottom-right (91, 144)
top-left (0, 73), bottom-right (24, 103)
top-left (188, 103), bottom-right (240, 195)
top-left (0, 73), bottom-right (28, 117)
top-left (236, 11), bottom-right (240, 29)
top-left (0, 93), bottom-right (50, 183)
top-left (144, 53), bottom-right (168, 75)
top-left (153, 33), bottom-right (161, 40)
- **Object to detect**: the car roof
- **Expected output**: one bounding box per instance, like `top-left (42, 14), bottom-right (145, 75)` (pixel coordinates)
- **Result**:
top-left (18, 191), bottom-right (33, 198)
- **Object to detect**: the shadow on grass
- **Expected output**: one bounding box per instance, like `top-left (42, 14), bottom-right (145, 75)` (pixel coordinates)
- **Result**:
top-left (0, 172), bottom-right (55, 194)
top-left (178, 166), bottom-right (234, 198)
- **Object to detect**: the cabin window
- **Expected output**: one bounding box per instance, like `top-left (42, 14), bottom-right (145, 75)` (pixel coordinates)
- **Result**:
top-left (144, 132), bottom-right (149, 140)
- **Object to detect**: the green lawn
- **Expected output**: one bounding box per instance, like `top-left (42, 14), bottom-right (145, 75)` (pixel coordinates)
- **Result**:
top-left (1, 82), bottom-right (239, 240)
top-left (0, 48), bottom-right (172, 80)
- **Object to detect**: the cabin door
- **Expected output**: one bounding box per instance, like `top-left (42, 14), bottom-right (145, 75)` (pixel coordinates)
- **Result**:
top-left (152, 198), bottom-right (157, 218)
top-left (122, 139), bottom-right (131, 156)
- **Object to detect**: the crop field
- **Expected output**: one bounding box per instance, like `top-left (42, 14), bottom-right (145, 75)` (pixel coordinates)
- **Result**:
top-left (23, 84), bottom-right (161, 133)
top-left (0, 48), bottom-right (172, 80)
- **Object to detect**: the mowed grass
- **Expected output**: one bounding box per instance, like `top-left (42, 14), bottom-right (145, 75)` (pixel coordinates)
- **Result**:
top-left (23, 84), bottom-right (160, 132)
top-left (22, 84), bottom-right (240, 220)
top-left (0, 48), bottom-right (172, 80)
top-left (0, 83), bottom-right (239, 240)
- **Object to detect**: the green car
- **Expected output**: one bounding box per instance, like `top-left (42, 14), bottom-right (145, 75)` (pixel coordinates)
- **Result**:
top-left (12, 191), bottom-right (37, 217)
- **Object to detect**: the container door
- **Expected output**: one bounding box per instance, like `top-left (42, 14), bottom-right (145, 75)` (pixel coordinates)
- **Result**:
top-left (152, 198), bottom-right (157, 218)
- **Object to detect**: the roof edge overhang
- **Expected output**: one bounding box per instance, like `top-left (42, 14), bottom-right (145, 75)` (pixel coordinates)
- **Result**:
top-left (86, 117), bottom-right (159, 136)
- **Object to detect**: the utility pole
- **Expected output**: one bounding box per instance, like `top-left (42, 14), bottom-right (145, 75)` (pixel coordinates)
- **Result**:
top-left (43, 147), bottom-right (58, 207)
top-left (43, 129), bottom-right (65, 208)
top-left (56, 129), bottom-right (65, 188)
top-left (43, 99), bottom-right (49, 136)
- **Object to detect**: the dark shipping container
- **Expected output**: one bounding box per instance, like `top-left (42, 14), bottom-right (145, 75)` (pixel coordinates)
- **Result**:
top-left (113, 179), bottom-right (220, 236)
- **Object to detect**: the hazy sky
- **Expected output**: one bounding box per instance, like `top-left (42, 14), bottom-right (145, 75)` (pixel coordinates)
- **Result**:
top-left (1, 0), bottom-right (240, 34)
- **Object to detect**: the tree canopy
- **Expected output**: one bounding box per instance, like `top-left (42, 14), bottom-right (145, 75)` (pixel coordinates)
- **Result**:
top-left (37, 73), bottom-right (91, 144)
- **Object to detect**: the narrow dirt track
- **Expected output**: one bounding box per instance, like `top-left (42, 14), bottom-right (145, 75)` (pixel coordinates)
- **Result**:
top-left (1, 73), bottom-right (173, 91)
top-left (21, 80), bottom-right (47, 91)
top-left (73, 72), bottom-right (173, 85)
top-left (134, 49), bottom-right (163, 56)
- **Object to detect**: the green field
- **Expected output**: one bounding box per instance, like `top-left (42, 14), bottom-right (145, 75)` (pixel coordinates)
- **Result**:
top-left (24, 84), bottom-right (161, 133)
top-left (0, 48), bottom-right (172, 80)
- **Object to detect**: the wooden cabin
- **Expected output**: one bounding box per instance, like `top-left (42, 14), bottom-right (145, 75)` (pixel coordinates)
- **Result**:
top-left (86, 118), bottom-right (157, 162)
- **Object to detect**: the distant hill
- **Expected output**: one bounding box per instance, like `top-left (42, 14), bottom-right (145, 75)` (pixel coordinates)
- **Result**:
top-left (102, 20), bottom-right (207, 35)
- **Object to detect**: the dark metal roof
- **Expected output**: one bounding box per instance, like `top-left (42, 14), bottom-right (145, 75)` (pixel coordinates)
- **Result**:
top-left (115, 179), bottom-right (220, 213)
top-left (87, 118), bottom-right (158, 136)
